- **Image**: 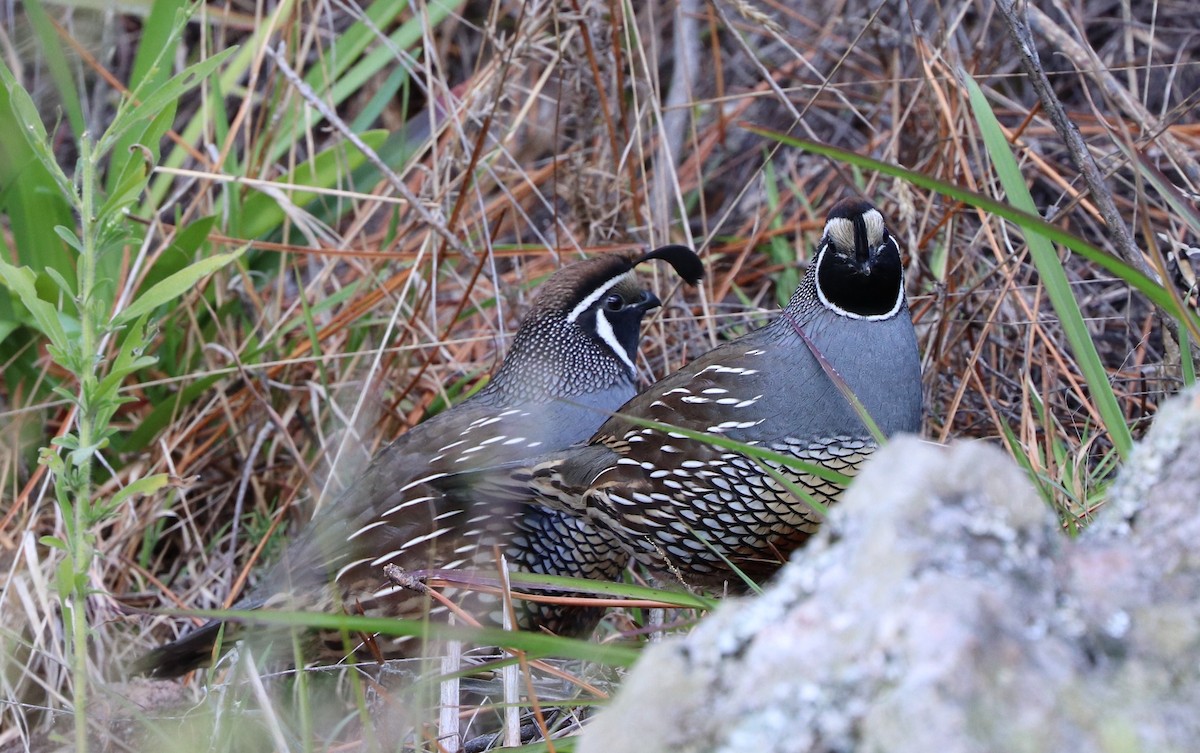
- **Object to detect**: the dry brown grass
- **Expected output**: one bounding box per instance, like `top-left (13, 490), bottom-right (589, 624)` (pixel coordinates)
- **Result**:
top-left (1, 0), bottom-right (1198, 749)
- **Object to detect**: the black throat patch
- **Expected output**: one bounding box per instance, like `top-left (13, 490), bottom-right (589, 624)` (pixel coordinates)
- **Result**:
top-left (815, 235), bottom-right (904, 318)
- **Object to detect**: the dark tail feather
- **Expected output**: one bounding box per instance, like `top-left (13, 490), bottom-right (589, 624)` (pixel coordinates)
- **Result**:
top-left (132, 620), bottom-right (233, 679)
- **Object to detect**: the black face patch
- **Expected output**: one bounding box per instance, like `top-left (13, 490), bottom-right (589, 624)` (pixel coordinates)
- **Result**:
top-left (573, 276), bottom-right (659, 372)
top-left (815, 231), bottom-right (904, 318)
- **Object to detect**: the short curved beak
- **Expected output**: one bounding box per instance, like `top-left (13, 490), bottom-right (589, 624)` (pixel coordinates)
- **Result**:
top-left (636, 290), bottom-right (662, 312)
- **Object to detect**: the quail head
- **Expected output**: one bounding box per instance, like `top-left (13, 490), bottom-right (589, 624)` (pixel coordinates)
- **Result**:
top-left (485, 198), bottom-right (922, 589)
top-left (136, 245), bottom-right (703, 678)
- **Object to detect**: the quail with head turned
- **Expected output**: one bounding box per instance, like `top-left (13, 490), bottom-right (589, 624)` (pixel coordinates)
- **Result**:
top-left (137, 246), bottom-right (703, 678)
top-left (478, 198), bottom-right (922, 588)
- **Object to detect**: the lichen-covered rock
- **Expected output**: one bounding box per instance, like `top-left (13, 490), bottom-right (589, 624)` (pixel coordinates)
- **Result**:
top-left (579, 386), bottom-right (1200, 753)
top-left (1060, 386), bottom-right (1200, 750)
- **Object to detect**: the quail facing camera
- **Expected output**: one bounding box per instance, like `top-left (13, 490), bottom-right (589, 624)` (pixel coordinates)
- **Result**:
top-left (491, 198), bottom-right (921, 588)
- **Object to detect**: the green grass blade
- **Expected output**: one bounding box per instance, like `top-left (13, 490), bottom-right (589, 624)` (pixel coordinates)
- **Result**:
top-left (261, 0), bottom-right (463, 165)
top-left (1118, 141), bottom-right (1200, 232)
top-left (148, 0), bottom-right (301, 205)
top-left (961, 75), bottom-right (1132, 459)
top-left (0, 59), bottom-right (75, 201)
top-left (0, 260), bottom-right (71, 355)
top-left (0, 152), bottom-right (76, 283)
top-left (1182, 332), bottom-right (1196, 387)
top-left (178, 607), bottom-right (642, 667)
top-left (783, 309), bottom-right (887, 445)
top-left (431, 569), bottom-right (718, 609)
top-left (996, 415), bottom-right (1053, 506)
top-left (763, 158), bottom-right (799, 306)
top-left (350, 66), bottom-right (410, 133)
top-left (22, 1), bottom-right (85, 138)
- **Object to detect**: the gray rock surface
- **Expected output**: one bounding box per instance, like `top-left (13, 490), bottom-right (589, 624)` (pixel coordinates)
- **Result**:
top-left (579, 386), bottom-right (1200, 753)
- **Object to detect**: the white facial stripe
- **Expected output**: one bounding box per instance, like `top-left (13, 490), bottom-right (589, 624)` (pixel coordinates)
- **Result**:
top-left (596, 310), bottom-right (636, 374)
top-left (813, 243), bottom-right (905, 321)
top-left (566, 271), bottom-right (633, 323)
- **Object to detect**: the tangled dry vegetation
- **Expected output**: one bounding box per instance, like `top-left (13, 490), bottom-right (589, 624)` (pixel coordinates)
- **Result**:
top-left (1, 0), bottom-right (1197, 749)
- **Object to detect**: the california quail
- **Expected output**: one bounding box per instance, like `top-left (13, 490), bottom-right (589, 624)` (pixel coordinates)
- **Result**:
top-left (474, 198), bottom-right (921, 588)
top-left (136, 246), bottom-right (703, 677)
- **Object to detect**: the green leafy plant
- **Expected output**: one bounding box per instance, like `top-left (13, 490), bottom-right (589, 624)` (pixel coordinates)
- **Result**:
top-left (0, 9), bottom-right (239, 749)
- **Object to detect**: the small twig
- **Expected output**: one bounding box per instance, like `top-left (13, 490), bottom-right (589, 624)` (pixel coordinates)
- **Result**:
top-left (439, 616), bottom-right (461, 753)
top-left (994, 1), bottom-right (1153, 277)
top-left (498, 556), bottom-right (521, 748)
top-left (227, 423), bottom-right (273, 604)
top-left (650, 0), bottom-right (701, 238)
top-left (382, 563), bottom-right (429, 594)
top-left (646, 607), bottom-right (664, 643)
top-left (385, 565), bottom-right (466, 749)
top-left (383, 564), bottom-right (484, 629)
top-left (496, 552), bottom-right (556, 752)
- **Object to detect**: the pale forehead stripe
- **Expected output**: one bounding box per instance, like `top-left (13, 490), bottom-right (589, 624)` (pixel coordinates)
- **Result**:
top-left (861, 208), bottom-right (885, 244)
top-left (824, 208), bottom-right (885, 250)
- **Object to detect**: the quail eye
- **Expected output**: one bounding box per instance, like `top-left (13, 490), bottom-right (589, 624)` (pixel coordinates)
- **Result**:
top-left (603, 294), bottom-right (624, 312)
